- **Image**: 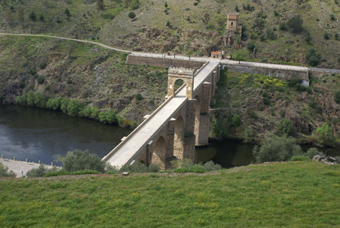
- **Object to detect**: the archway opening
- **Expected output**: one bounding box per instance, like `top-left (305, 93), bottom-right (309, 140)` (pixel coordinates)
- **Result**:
top-left (194, 96), bottom-right (201, 144)
top-left (151, 136), bottom-right (166, 170)
top-left (174, 79), bottom-right (184, 92)
top-left (174, 115), bottom-right (184, 160)
top-left (231, 22), bottom-right (233, 26)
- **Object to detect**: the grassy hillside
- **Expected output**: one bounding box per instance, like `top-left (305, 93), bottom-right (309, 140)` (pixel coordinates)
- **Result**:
top-left (0, 36), bottom-right (168, 123)
top-left (1, 161), bottom-right (340, 227)
top-left (0, 0), bottom-right (339, 68)
top-left (211, 68), bottom-right (340, 145)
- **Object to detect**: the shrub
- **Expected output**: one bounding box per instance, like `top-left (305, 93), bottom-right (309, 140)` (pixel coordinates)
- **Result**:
top-left (279, 22), bottom-right (288, 31)
top-left (212, 117), bottom-right (230, 138)
top-left (235, 5), bottom-right (239, 12)
top-left (164, 2), bottom-right (168, 7)
top-left (231, 114), bottom-right (241, 127)
top-left (29, 11), bottom-right (36, 21)
top-left (330, 14), bottom-right (336, 21)
top-left (266, 29), bottom-right (276, 40)
top-left (305, 32), bottom-right (312, 43)
top-left (335, 91), bottom-right (340, 104)
top-left (316, 124), bottom-right (335, 144)
top-left (306, 147), bottom-right (324, 159)
top-left (194, 2), bottom-right (198, 6)
top-left (202, 161), bottom-right (222, 171)
top-left (66, 79), bottom-right (72, 84)
top-left (287, 16), bottom-right (303, 33)
top-left (231, 49), bottom-right (248, 61)
top-left (263, 97), bottom-right (270, 105)
top-left (55, 149), bottom-right (105, 173)
top-left (335, 33), bottom-right (339, 40)
top-left (37, 75), bottom-right (45, 84)
top-left (247, 41), bottom-right (255, 52)
top-left (252, 136), bottom-right (302, 163)
top-left (291, 156), bottom-right (310, 162)
top-left (260, 34), bottom-right (266, 41)
top-left (305, 48), bottom-right (321, 67)
top-left (39, 62), bottom-right (47, 69)
top-left (45, 84), bottom-right (50, 91)
top-left (274, 10), bottom-right (279, 16)
top-left (324, 31), bottom-right (330, 40)
top-left (60, 98), bottom-right (69, 113)
top-left (16, 93), bottom-right (27, 105)
top-left (0, 162), bottom-right (16, 177)
top-left (105, 109), bottom-right (118, 124)
top-left (27, 91), bottom-right (35, 106)
top-left (135, 93), bottom-right (143, 101)
top-left (128, 12), bottom-right (136, 19)
top-left (276, 118), bottom-right (294, 135)
top-left (67, 99), bottom-right (82, 116)
top-left (26, 164), bottom-right (58, 178)
top-left (34, 92), bottom-right (48, 108)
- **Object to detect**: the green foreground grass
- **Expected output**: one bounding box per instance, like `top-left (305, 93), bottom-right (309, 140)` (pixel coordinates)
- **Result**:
top-left (1, 162), bottom-right (340, 227)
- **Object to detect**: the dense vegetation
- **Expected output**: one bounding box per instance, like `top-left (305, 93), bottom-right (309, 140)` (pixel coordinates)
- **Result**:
top-left (1, 162), bottom-right (340, 227)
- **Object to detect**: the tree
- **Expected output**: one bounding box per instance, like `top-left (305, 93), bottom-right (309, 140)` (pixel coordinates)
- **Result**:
top-left (55, 149), bottom-right (105, 173)
top-left (335, 33), bottom-right (339, 40)
top-left (201, 13), bottom-right (210, 24)
top-left (247, 41), bottom-right (255, 52)
top-left (334, 91), bottom-right (340, 104)
top-left (279, 22), bottom-right (287, 31)
top-left (324, 31), bottom-right (330, 40)
top-left (287, 15), bottom-right (303, 33)
top-left (316, 124), bottom-right (334, 144)
top-left (235, 5), bottom-right (239, 12)
top-left (305, 32), bottom-right (312, 43)
top-left (67, 99), bottom-right (83, 116)
top-left (305, 48), bottom-right (321, 67)
top-left (330, 14), bottom-right (336, 21)
top-left (39, 14), bottom-right (44, 22)
top-left (128, 11), bottom-right (136, 19)
top-left (164, 2), bottom-right (168, 7)
top-left (231, 114), bottom-right (241, 127)
top-left (231, 49), bottom-right (248, 61)
top-left (266, 29), bottom-right (276, 40)
top-left (276, 118), bottom-right (294, 135)
top-left (64, 8), bottom-right (70, 16)
top-left (252, 136), bottom-right (302, 163)
top-left (166, 20), bottom-right (170, 27)
top-left (29, 11), bottom-right (36, 21)
top-left (97, 0), bottom-right (104, 10)
top-left (0, 162), bottom-right (16, 177)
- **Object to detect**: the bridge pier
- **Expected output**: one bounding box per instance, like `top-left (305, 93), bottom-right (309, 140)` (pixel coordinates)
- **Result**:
top-left (197, 82), bottom-right (211, 146)
top-left (182, 99), bottom-right (196, 162)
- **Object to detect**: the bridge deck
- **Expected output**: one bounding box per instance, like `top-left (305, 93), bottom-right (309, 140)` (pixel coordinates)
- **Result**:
top-left (104, 61), bottom-right (220, 168)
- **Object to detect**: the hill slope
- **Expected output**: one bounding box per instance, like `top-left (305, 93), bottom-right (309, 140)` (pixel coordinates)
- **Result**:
top-left (1, 161), bottom-right (340, 227)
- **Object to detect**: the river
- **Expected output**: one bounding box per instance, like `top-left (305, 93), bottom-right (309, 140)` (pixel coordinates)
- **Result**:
top-left (0, 104), bottom-right (338, 168)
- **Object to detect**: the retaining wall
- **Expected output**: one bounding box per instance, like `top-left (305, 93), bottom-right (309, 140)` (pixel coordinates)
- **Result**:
top-left (127, 55), bottom-right (205, 68)
top-left (222, 63), bottom-right (309, 81)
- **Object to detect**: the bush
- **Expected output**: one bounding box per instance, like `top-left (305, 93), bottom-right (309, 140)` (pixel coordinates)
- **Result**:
top-left (29, 11), bottom-right (36, 21)
top-left (194, 2), bottom-right (198, 6)
top-left (291, 156), bottom-right (310, 162)
top-left (60, 98), bottom-right (69, 113)
top-left (128, 12), bottom-right (136, 19)
top-left (46, 97), bottom-right (63, 110)
top-left (316, 124), bottom-right (335, 144)
top-left (247, 41), bottom-right (255, 52)
top-left (34, 93), bottom-right (48, 108)
top-left (202, 161), bottom-right (222, 171)
top-left (263, 96), bottom-right (270, 105)
top-left (324, 31), bottom-right (330, 40)
top-left (212, 117), bottom-right (230, 138)
top-left (231, 49), bottom-right (248, 61)
top-left (0, 162), bottom-right (16, 177)
top-left (287, 16), bottom-right (303, 33)
top-left (231, 114), bottom-right (241, 127)
top-left (266, 29), bottom-right (276, 40)
top-left (55, 149), bottom-right (105, 173)
top-left (39, 62), bottom-right (47, 69)
top-left (67, 99), bottom-right (82, 116)
top-left (37, 75), bottom-right (45, 84)
top-left (274, 10), bottom-right (279, 16)
top-left (260, 34), bottom-right (266, 41)
top-left (26, 164), bottom-right (58, 178)
top-left (252, 136), bottom-right (302, 163)
top-left (330, 14), bottom-right (336, 21)
top-left (45, 169), bottom-right (101, 177)
top-left (276, 118), bottom-right (294, 135)
top-left (305, 48), bottom-right (321, 67)
top-left (135, 93), bottom-right (143, 101)
top-left (335, 91), bottom-right (340, 104)
top-left (279, 22), bottom-right (288, 31)
top-left (306, 147), bottom-right (324, 159)
top-left (305, 32), bottom-right (312, 43)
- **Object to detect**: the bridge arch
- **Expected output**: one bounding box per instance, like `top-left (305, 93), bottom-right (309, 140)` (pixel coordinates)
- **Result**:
top-left (151, 136), bottom-right (167, 170)
top-left (167, 67), bottom-right (194, 99)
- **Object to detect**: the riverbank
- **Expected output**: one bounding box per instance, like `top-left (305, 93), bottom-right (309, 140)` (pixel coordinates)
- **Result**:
top-left (0, 157), bottom-right (59, 177)
top-left (1, 161), bottom-right (339, 227)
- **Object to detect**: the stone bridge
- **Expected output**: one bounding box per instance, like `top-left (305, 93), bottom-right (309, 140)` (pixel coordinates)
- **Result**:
top-left (102, 61), bottom-right (221, 170)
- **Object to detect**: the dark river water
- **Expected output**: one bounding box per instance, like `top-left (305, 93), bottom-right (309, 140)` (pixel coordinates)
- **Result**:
top-left (0, 104), bottom-right (339, 168)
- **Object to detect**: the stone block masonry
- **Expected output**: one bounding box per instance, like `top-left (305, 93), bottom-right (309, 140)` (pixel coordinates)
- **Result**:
top-left (126, 55), bottom-right (205, 69)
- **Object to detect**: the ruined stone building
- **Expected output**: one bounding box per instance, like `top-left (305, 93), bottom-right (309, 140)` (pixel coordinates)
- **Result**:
top-left (223, 13), bottom-right (242, 47)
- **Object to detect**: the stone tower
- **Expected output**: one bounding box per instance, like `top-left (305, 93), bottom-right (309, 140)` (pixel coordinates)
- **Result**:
top-left (226, 12), bottom-right (239, 31)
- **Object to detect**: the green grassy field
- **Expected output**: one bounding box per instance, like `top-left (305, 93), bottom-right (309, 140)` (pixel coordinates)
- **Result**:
top-left (1, 161), bottom-right (340, 227)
